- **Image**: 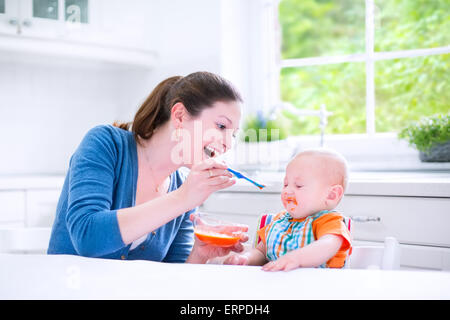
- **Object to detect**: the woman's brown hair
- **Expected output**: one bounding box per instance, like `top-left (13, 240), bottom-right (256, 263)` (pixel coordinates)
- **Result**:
top-left (113, 71), bottom-right (242, 144)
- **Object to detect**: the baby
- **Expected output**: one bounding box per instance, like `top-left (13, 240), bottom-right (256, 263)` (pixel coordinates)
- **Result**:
top-left (224, 148), bottom-right (352, 271)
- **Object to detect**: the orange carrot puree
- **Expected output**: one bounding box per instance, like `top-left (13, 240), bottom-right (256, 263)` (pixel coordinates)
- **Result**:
top-left (194, 229), bottom-right (240, 247)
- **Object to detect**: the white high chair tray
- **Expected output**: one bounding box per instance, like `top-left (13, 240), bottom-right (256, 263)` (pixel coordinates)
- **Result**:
top-left (1, 253), bottom-right (449, 299)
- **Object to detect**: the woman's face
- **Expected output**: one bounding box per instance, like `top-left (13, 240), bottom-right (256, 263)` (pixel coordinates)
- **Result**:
top-left (175, 100), bottom-right (241, 167)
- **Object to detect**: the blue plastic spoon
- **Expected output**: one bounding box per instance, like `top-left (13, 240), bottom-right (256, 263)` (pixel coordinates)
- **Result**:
top-left (227, 168), bottom-right (265, 189)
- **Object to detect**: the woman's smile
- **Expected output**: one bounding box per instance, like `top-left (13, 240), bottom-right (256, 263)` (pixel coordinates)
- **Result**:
top-left (204, 144), bottom-right (223, 158)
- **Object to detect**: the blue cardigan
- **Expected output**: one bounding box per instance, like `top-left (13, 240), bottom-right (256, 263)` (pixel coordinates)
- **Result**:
top-left (47, 125), bottom-right (195, 262)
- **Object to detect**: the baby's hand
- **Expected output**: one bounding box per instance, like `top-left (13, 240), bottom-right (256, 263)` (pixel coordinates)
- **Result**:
top-left (262, 251), bottom-right (301, 272)
top-left (223, 253), bottom-right (249, 266)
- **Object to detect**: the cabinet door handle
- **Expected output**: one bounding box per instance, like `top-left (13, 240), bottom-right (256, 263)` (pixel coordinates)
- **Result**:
top-left (9, 18), bottom-right (22, 34)
top-left (349, 215), bottom-right (381, 222)
top-left (22, 19), bottom-right (32, 27)
top-left (8, 18), bottom-right (18, 26)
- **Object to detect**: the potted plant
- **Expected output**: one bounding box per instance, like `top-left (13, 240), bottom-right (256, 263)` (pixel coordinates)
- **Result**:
top-left (235, 110), bottom-right (291, 170)
top-left (398, 114), bottom-right (450, 162)
top-left (241, 110), bottom-right (289, 142)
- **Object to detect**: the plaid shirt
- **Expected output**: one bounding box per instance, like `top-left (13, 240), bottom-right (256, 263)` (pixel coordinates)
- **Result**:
top-left (264, 210), bottom-right (334, 267)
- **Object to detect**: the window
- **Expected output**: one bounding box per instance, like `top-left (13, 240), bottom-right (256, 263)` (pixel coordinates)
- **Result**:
top-left (65, 0), bottom-right (88, 23)
top-left (32, 0), bottom-right (88, 23)
top-left (33, 0), bottom-right (59, 20)
top-left (277, 0), bottom-right (450, 136)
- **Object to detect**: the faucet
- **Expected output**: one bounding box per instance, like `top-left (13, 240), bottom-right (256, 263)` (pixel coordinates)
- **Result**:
top-left (278, 102), bottom-right (333, 159)
top-left (281, 102), bottom-right (332, 147)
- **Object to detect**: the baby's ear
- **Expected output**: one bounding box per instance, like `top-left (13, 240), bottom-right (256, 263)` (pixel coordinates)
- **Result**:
top-left (326, 184), bottom-right (344, 203)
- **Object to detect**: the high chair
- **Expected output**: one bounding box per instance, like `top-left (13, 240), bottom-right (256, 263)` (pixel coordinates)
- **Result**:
top-left (255, 212), bottom-right (400, 270)
top-left (345, 237), bottom-right (400, 270)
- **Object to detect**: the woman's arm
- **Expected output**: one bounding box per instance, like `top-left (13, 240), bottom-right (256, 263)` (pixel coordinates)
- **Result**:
top-left (117, 189), bottom-right (191, 245)
top-left (117, 158), bottom-right (235, 246)
top-left (162, 209), bottom-right (196, 263)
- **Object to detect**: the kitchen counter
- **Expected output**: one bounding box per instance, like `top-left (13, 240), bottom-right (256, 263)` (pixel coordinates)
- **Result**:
top-left (224, 171), bottom-right (450, 197)
top-left (1, 253), bottom-right (450, 299)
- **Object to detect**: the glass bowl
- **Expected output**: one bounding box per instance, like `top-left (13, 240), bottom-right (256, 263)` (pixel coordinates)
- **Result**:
top-left (192, 213), bottom-right (248, 247)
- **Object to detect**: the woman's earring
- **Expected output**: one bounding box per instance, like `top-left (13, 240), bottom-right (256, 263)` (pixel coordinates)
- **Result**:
top-left (176, 127), bottom-right (182, 141)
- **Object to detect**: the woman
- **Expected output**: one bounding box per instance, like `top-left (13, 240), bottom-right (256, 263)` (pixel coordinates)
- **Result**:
top-left (48, 71), bottom-right (246, 264)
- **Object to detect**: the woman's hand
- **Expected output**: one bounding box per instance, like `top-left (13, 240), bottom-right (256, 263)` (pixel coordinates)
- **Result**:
top-left (223, 244), bottom-right (267, 267)
top-left (189, 238), bottom-right (246, 264)
top-left (223, 253), bottom-right (250, 265)
top-left (177, 158), bottom-right (236, 209)
top-left (186, 214), bottom-right (249, 264)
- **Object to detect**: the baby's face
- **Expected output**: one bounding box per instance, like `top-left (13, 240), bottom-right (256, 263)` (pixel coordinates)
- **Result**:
top-left (281, 155), bottom-right (332, 219)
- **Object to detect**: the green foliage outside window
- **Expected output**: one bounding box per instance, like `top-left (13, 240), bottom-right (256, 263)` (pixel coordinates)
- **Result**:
top-left (279, 0), bottom-right (450, 135)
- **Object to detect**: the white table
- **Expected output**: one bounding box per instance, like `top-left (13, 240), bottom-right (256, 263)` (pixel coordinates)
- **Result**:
top-left (1, 253), bottom-right (450, 300)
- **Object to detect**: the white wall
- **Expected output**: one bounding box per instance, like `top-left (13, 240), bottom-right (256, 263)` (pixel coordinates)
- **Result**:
top-left (220, 0), bottom-right (279, 119)
top-left (0, 57), bottom-right (151, 175)
top-left (0, 0), bottom-right (232, 175)
top-left (116, 0), bottom-right (226, 131)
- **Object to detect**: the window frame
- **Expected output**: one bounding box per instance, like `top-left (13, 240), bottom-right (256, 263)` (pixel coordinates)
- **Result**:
top-left (266, 0), bottom-right (450, 171)
top-left (277, 0), bottom-right (450, 136)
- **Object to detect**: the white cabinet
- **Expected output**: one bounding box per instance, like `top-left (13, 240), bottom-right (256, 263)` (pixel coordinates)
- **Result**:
top-left (0, 0), bottom-right (90, 38)
top-left (353, 240), bottom-right (450, 271)
top-left (26, 189), bottom-right (60, 227)
top-left (0, 189), bottom-right (60, 228)
top-left (0, 0), bottom-right (19, 35)
top-left (0, 0), bottom-right (157, 68)
top-left (0, 176), bottom-right (64, 228)
top-left (337, 195), bottom-right (450, 271)
top-left (0, 191), bottom-right (26, 226)
top-left (0, 177), bottom-right (63, 253)
top-left (18, 0), bottom-right (90, 40)
top-left (336, 196), bottom-right (450, 247)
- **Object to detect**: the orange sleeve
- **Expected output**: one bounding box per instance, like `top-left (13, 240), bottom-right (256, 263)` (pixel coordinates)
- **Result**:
top-left (313, 212), bottom-right (352, 268)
